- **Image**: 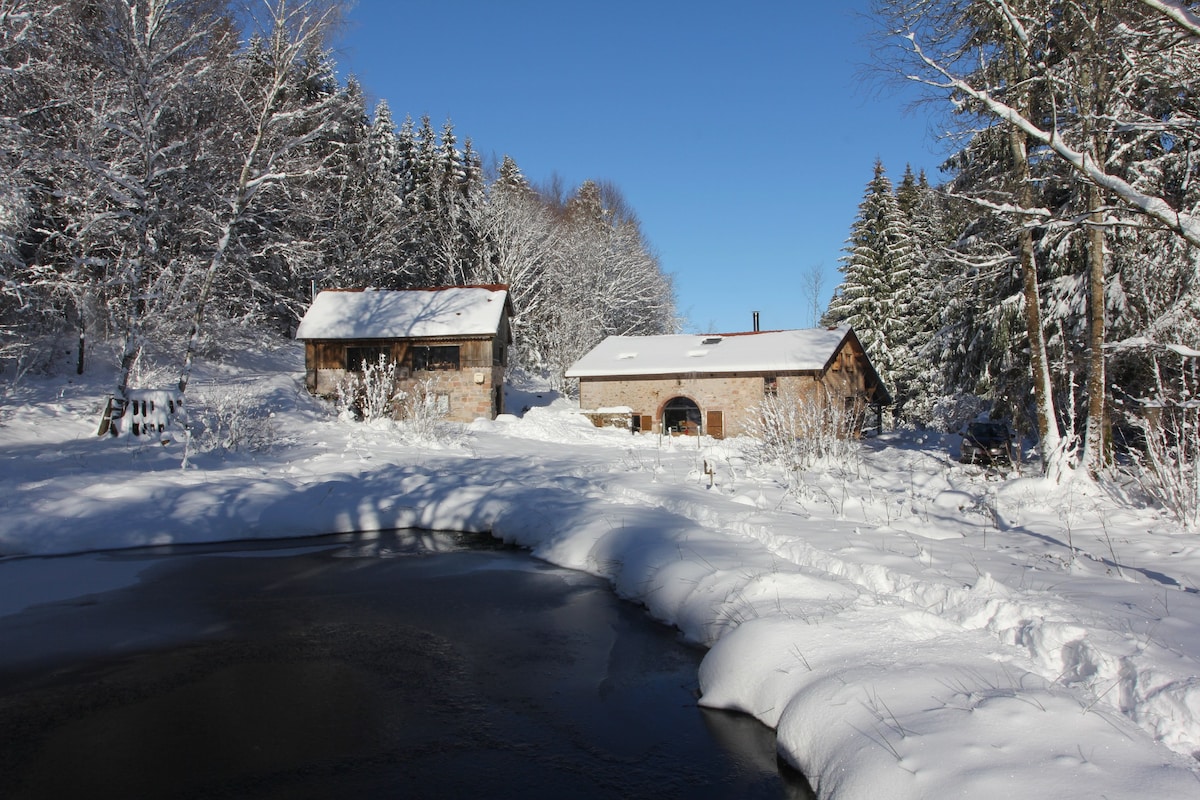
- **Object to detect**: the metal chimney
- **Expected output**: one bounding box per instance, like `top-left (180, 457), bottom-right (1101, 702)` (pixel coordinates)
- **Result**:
top-left (753, 311), bottom-right (760, 332)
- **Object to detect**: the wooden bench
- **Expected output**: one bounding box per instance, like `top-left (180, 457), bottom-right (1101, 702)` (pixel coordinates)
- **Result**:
top-left (98, 389), bottom-right (185, 438)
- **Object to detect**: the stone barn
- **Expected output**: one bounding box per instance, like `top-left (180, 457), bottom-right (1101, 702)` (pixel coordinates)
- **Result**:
top-left (565, 326), bottom-right (889, 438)
top-left (295, 285), bottom-right (513, 423)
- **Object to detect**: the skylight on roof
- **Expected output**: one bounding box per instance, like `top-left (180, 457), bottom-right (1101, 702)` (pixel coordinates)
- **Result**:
top-left (701, 336), bottom-right (723, 345)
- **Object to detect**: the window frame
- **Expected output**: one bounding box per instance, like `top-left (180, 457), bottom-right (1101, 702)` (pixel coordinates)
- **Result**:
top-left (345, 345), bottom-right (391, 373)
top-left (412, 345), bottom-right (461, 372)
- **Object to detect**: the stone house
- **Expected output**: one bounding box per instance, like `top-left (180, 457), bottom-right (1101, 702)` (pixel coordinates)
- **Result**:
top-left (565, 326), bottom-right (889, 438)
top-left (295, 285), bottom-right (513, 423)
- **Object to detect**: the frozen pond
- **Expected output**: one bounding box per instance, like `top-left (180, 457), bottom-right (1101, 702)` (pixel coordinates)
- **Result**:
top-left (0, 531), bottom-right (814, 799)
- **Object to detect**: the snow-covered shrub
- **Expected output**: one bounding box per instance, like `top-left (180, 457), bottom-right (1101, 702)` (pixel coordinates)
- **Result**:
top-left (189, 382), bottom-right (276, 453)
top-left (336, 354), bottom-right (398, 422)
top-left (0, 332), bottom-right (53, 389)
top-left (393, 377), bottom-right (459, 446)
top-left (744, 384), bottom-right (863, 475)
top-left (337, 367), bottom-right (459, 447)
top-left (1131, 399), bottom-right (1199, 530)
top-left (1112, 347), bottom-right (1200, 530)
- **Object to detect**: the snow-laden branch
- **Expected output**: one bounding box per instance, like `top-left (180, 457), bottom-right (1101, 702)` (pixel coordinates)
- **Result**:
top-left (905, 33), bottom-right (1200, 249)
top-left (984, 0), bottom-right (1031, 49)
top-left (1138, 0), bottom-right (1200, 39)
top-left (942, 190), bottom-right (1052, 220)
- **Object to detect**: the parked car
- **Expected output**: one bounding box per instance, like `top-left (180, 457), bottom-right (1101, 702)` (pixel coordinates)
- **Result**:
top-left (959, 421), bottom-right (1014, 464)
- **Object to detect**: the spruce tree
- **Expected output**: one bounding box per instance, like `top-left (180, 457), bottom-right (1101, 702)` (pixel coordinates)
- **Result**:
top-left (826, 160), bottom-right (918, 417)
top-left (399, 115), bottom-right (441, 285)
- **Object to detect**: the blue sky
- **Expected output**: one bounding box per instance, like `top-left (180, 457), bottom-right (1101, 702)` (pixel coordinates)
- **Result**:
top-left (332, 1), bottom-right (949, 334)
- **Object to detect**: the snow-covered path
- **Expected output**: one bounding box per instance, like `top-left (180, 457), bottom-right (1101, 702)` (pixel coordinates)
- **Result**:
top-left (1, 352), bottom-right (1199, 798)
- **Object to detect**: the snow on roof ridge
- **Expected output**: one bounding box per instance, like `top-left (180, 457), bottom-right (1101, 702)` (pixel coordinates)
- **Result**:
top-left (711, 329), bottom-right (787, 337)
top-left (318, 283), bottom-right (510, 294)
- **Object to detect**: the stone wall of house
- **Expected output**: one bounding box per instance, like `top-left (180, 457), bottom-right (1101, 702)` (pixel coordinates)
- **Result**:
top-left (578, 365), bottom-right (871, 438)
top-left (578, 373), bottom-right (811, 437)
top-left (399, 364), bottom-right (504, 423)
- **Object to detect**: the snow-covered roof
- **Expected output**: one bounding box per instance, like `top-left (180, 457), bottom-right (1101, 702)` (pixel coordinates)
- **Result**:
top-left (565, 327), bottom-right (855, 378)
top-left (295, 286), bottom-right (509, 340)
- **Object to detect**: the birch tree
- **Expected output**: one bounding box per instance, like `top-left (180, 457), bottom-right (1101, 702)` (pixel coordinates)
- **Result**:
top-left (72, 0), bottom-right (235, 397)
top-left (176, 0), bottom-right (346, 393)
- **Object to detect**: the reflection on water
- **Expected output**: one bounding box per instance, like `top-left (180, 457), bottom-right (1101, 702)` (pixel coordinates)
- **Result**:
top-left (0, 531), bottom-right (815, 799)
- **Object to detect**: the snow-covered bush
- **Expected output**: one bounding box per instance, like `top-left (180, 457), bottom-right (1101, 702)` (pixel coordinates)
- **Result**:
top-left (744, 384), bottom-right (862, 475)
top-left (393, 377), bottom-right (459, 446)
top-left (1131, 399), bottom-right (1199, 530)
top-left (189, 382), bottom-right (276, 453)
top-left (336, 365), bottom-right (459, 447)
top-left (336, 354), bottom-right (398, 422)
top-left (1112, 347), bottom-right (1200, 530)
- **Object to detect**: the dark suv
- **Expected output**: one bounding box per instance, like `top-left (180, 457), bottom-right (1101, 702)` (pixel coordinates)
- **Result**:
top-left (959, 421), bottom-right (1014, 465)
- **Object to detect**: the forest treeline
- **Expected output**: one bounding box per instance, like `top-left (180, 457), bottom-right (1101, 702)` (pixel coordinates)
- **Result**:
top-left (0, 0), bottom-right (675, 396)
top-left (2, 0), bottom-right (1198, 483)
top-left (825, 0), bottom-right (1200, 477)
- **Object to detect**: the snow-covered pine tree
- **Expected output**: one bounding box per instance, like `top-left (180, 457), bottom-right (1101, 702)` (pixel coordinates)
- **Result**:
top-left (433, 118), bottom-right (467, 285)
top-left (361, 101), bottom-right (408, 284)
top-left (456, 136), bottom-right (485, 284)
top-left (888, 166), bottom-right (961, 426)
top-left (398, 115), bottom-right (441, 285)
top-left (306, 93), bottom-right (406, 294)
top-left (825, 159), bottom-right (919, 421)
top-left (390, 116), bottom-right (484, 289)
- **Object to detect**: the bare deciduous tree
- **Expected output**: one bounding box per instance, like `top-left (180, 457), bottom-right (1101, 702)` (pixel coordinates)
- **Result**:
top-left (177, 0), bottom-right (347, 393)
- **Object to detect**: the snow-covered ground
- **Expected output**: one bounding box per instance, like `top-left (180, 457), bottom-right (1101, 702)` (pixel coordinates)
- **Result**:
top-left (2, 344), bottom-right (1199, 799)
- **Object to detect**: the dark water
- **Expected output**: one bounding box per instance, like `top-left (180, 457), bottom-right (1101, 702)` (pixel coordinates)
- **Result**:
top-left (0, 531), bottom-right (814, 799)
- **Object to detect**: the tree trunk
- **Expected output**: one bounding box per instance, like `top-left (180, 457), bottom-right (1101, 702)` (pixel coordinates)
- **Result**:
top-left (1083, 177), bottom-right (1108, 474)
top-left (1079, 5), bottom-right (1109, 476)
top-left (76, 327), bottom-right (85, 376)
top-left (178, 223), bottom-right (234, 394)
top-left (1009, 121), bottom-right (1065, 477)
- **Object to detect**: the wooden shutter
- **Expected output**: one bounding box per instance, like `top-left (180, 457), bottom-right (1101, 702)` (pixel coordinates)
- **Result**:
top-left (706, 410), bottom-right (724, 439)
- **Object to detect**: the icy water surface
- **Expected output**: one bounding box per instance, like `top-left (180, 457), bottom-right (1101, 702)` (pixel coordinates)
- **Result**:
top-left (0, 531), bottom-right (814, 799)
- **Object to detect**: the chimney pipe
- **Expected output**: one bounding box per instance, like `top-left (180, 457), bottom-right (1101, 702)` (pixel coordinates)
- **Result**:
top-left (753, 311), bottom-right (760, 332)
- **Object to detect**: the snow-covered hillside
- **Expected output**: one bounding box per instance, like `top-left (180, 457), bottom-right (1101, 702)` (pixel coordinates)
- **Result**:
top-left (2, 345), bottom-right (1199, 799)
